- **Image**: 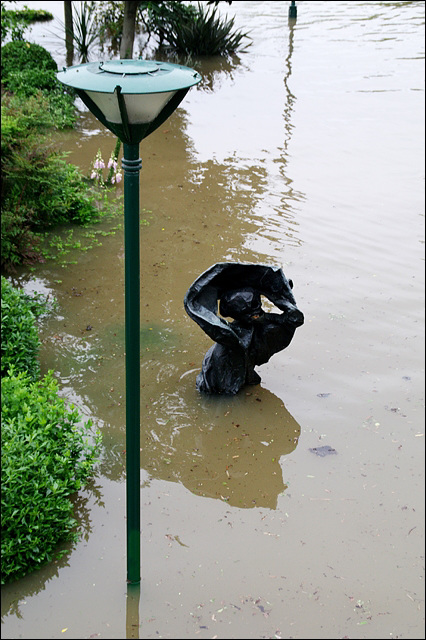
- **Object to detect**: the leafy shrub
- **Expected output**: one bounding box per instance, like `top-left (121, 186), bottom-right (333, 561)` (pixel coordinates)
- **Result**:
top-left (1, 40), bottom-right (57, 80)
top-left (140, 0), bottom-right (197, 47)
top-left (0, 208), bottom-right (41, 272)
top-left (1, 91), bottom-right (76, 146)
top-left (1, 276), bottom-right (48, 381)
top-left (91, 1), bottom-right (249, 57)
top-left (1, 41), bottom-right (76, 127)
top-left (45, 87), bottom-right (77, 129)
top-left (69, 0), bottom-right (99, 63)
top-left (4, 67), bottom-right (59, 96)
top-left (3, 141), bottom-right (98, 228)
top-left (0, 42), bottom-right (113, 272)
top-left (91, 0), bottom-right (124, 52)
top-left (1, 369), bottom-right (100, 583)
top-left (1, 94), bottom-right (99, 271)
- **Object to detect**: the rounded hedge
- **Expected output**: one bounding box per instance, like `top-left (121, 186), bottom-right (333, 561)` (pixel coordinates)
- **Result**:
top-left (1, 41), bottom-right (58, 87)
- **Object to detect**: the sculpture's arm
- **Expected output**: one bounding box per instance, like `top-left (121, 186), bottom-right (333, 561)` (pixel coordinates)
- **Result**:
top-left (184, 285), bottom-right (247, 350)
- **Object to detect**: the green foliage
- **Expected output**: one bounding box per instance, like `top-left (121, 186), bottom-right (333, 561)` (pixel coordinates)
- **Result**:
top-left (0, 39), bottom-right (115, 272)
top-left (1, 368), bottom-right (101, 583)
top-left (72, 1), bottom-right (99, 62)
top-left (4, 67), bottom-right (59, 95)
top-left (1, 93), bottom-right (71, 145)
top-left (1, 276), bottom-right (49, 381)
top-left (1, 5), bottom-right (52, 42)
top-left (1, 91), bottom-right (101, 272)
top-left (90, 0), bottom-right (249, 57)
top-left (0, 207), bottom-right (40, 272)
top-left (42, 87), bottom-right (77, 130)
top-left (3, 144), bottom-right (98, 228)
top-left (1, 6), bottom-right (28, 42)
top-left (90, 0), bottom-right (124, 51)
top-left (1, 41), bottom-right (76, 128)
top-left (1, 40), bottom-right (57, 77)
top-left (162, 2), bottom-right (250, 56)
top-left (56, 1), bottom-right (99, 63)
top-left (139, 1), bottom-right (197, 47)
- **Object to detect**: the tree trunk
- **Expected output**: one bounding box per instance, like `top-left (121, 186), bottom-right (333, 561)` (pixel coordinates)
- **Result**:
top-left (64, 0), bottom-right (74, 67)
top-left (120, 1), bottom-right (139, 59)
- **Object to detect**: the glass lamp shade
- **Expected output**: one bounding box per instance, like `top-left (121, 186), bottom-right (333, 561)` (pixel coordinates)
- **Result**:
top-left (57, 59), bottom-right (201, 145)
top-left (84, 88), bottom-right (177, 125)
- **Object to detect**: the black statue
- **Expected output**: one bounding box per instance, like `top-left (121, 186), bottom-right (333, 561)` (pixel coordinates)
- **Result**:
top-left (184, 262), bottom-right (304, 395)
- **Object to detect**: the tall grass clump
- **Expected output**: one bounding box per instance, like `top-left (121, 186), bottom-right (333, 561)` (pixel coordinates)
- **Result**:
top-left (148, 1), bottom-right (250, 56)
top-left (56, 0), bottom-right (99, 63)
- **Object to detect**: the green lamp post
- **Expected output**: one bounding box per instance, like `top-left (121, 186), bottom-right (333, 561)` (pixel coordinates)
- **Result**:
top-left (57, 59), bottom-right (201, 584)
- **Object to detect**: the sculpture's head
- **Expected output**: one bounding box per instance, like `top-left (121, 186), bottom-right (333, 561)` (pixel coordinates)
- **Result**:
top-left (219, 288), bottom-right (263, 323)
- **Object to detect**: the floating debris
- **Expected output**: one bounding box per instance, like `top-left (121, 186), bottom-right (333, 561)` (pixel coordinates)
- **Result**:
top-left (309, 445), bottom-right (337, 457)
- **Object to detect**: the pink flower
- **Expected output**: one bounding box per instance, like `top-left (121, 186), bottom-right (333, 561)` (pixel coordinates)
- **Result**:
top-left (115, 173), bottom-right (122, 183)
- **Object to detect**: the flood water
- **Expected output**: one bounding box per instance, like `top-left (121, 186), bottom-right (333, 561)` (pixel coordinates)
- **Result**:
top-left (1, 1), bottom-right (425, 638)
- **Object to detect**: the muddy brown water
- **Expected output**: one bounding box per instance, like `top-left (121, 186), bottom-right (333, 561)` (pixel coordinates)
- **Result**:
top-left (1, 1), bottom-right (425, 638)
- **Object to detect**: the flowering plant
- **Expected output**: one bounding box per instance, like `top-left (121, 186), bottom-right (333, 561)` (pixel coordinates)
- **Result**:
top-left (89, 140), bottom-right (122, 186)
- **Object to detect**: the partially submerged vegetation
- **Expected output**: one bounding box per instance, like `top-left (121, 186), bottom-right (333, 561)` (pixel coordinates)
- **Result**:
top-left (1, 40), bottom-right (120, 273)
top-left (82, 1), bottom-right (250, 61)
top-left (1, 277), bottom-right (101, 584)
top-left (142, 1), bottom-right (250, 56)
top-left (1, 8), bottom-right (104, 584)
top-left (1, 4), bottom-right (52, 42)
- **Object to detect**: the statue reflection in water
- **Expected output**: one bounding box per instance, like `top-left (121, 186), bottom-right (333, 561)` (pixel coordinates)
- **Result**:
top-left (185, 386), bottom-right (301, 509)
top-left (140, 263), bottom-right (304, 510)
top-left (143, 381), bottom-right (302, 510)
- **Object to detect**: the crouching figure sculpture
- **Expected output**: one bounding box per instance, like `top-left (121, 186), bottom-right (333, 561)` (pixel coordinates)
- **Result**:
top-left (184, 262), bottom-right (304, 395)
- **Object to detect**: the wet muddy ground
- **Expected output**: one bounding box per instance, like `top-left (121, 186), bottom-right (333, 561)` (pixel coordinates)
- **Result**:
top-left (1, 1), bottom-right (424, 638)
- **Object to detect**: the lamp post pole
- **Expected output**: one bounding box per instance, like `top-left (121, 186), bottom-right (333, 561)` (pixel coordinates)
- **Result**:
top-left (122, 142), bottom-right (143, 584)
top-left (56, 58), bottom-right (201, 585)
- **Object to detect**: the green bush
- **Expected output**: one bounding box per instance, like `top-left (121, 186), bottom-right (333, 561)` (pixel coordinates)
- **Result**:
top-left (1, 141), bottom-right (99, 271)
top-left (4, 67), bottom-right (59, 96)
top-left (1, 369), bottom-right (100, 583)
top-left (0, 41), bottom-right (116, 272)
top-left (46, 87), bottom-right (78, 129)
top-left (1, 93), bottom-right (99, 271)
top-left (1, 276), bottom-right (48, 381)
top-left (0, 208), bottom-right (41, 272)
top-left (1, 91), bottom-right (76, 145)
top-left (92, 1), bottom-right (249, 57)
top-left (2, 141), bottom-right (99, 229)
top-left (1, 41), bottom-right (76, 130)
top-left (1, 40), bottom-right (57, 80)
